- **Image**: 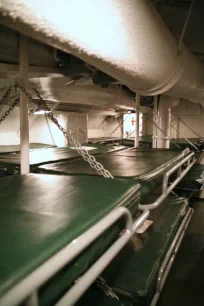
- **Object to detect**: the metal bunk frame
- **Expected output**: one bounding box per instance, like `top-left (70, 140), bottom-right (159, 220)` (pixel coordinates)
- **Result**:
top-left (150, 205), bottom-right (194, 306)
top-left (139, 150), bottom-right (196, 210)
top-left (0, 144), bottom-right (196, 306)
top-left (0, 207), bottom-right (149, 306)
top-left (0, 16), bottom-right (199, 306)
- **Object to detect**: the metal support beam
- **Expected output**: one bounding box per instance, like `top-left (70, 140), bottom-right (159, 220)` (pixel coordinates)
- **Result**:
top-left (157, 96), bottom-right (172, 149)
top-left (176, 116), bottom-right (180, 140)
top-left (152, 96), bottom-right (158, 148)
top-left (20, 35), bottom-right (30, 174)
top-left (135, 93), bottom-right (140, 148)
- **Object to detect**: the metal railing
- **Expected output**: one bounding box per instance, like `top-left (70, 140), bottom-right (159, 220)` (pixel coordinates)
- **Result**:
top-left (139, 151), bottom-right (196, 210)
top-left (150, 206), bottom-right (194, 306)
top-left (0, 207), bottom-right (149, 306)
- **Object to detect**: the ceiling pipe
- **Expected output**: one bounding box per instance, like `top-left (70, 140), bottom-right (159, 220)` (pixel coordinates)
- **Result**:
top-left (0, 0), bottom-right (204, 104)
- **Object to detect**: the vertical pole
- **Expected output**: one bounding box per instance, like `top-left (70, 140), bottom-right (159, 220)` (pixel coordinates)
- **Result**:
top-left (176, 116), bottom-right (180, 141)
top-left (142, 113), bottom-right (147, 137)
top-left (153, 96), bottom-right (158, 148)
top-left (135, 93), bottom-right (140, 148)
top-left (157, 96), bottom-right (172, 149)
top-left (20, 35), bottom-right (30, 174)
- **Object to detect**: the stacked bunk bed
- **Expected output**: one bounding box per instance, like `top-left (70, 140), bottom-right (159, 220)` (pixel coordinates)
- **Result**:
top-left (120, 137), bottom-right (204, 151)
top-left (0, 146), bottom-right (202, 306)
top-left (0, 143), bottom-right (56, 154)
top-left (0, 144), bottom-right (125, 178)
top-left (0, 174), bottom-right (145, 306)
top-left (36, 147), bottom-right (196, 199)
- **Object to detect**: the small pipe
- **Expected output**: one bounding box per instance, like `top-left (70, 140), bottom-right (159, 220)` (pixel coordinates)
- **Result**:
top-left (178, 0), bottom-right (195, 53)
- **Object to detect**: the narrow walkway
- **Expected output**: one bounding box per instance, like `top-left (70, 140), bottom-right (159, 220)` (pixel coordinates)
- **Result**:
top-left (158, 199), bottom-right (204, 306)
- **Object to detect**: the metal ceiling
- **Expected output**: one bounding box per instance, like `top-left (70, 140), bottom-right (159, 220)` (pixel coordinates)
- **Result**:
top-left (164, 0), bottom-right (204, 7)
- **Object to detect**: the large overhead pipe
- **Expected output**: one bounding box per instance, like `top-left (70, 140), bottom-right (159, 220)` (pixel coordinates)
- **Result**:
top-left (0, 0), bottom-right (204, 104)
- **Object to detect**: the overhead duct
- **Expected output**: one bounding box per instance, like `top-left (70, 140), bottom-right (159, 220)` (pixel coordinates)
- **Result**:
top-left (0, 0), bottom-right (204, 104)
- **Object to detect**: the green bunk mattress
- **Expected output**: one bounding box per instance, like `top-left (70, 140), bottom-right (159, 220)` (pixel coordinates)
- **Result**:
top-left (0, 144), bottom-right (124, 177)
top-left (36, 148), bottom-right (191, 198)
top-left (121, 137), bottom-right (202, 151)
top-left (0, 173), bottom-right (141, 306)
top-left (101, 195), bottom-right (192, 306)
top-left (0, 143), bottom-right (56, 154)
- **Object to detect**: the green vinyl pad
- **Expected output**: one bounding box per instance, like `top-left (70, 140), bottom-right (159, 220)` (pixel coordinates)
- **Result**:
top-left (0, 144), bottom-right (122, 166)
top-left (101, 196), bottom-right (188, 306)
top-left (0, 143), bottom-right (56, 154)
top-left (121, 137), bottom-right (202, 151)
top-left (37, 148), bottom-right (189, 197)
top-left (0, 174), bottom-right (140, 306)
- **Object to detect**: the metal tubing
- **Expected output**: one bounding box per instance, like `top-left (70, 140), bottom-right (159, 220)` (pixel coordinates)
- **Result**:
top-left (132, 210), bottom-right (150, 233)
top-left (25, 292), bottom-right (39, 306)
top-left (0, 207), bottom-right (149, 306)
top-left (159, 212), bottom-right (193, 292)
top-left (20, 35), bottom-right (30, 174)
top-left (157, 208), bottom-right (192, 292)
top-left (55, 210), bottom-right (149, 306)
top-left (56, 230), bottom-right (132, 306)
top-left (139, 152), bottom-right (196, 210)
top-left (150, 207), bottom-right (194, 306)
top-left (153, 96), bottom-right (158, 148)
top-left (162, 152), bottom-right (195, 194)
top-left (134, 93), bottom-right (140, 148)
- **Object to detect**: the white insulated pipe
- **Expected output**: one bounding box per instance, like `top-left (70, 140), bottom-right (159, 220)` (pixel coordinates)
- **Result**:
top-left (0, 0), bottom-right (204, 104)
top-left (157, 96), bottom-right (172, 149)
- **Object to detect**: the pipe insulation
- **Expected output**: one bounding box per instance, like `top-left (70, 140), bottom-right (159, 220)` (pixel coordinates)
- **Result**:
top-left (0, 0), bottom-right (204, 104)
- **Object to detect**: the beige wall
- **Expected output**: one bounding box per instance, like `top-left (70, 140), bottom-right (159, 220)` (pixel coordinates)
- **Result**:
top-left (88, 111), bottom-right (122, 139)
top-left (0, 106), bottom-right (67, 146)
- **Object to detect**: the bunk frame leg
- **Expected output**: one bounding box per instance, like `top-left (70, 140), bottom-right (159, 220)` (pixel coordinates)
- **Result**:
top-left (20, 34), bottom-right (30, 175)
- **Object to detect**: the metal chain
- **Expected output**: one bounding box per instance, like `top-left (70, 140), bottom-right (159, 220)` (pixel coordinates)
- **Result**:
top-left (0, 97), bottom-right (20, 124)
top-left (96, 276), bottom-right (119, 300)
top-left (19, 85), bottom-right (114, 178)
top-left (0, 85), bottom-right (13, 106)
top-left (0, 85), bottom-right (20, 125)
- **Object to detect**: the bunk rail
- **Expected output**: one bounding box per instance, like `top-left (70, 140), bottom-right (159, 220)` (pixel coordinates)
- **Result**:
top-left (139, 151), bottom-right (196, 210)
top-left (0, 207), bottom-right (149, 306)
top-left (150, 206), bottom-right (194, 306)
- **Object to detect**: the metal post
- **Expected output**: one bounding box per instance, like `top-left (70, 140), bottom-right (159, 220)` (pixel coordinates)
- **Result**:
top-left (176, 116), bottom-right (180, 141)
top-left (135, 93), bottom-right (140, 148)
top-left (142, 113), bottom-right (147, 137)
top-left (153, 96), bottom-right (158, 148)
top-left (20, 35), bottom-right (30, 174)
top-left (157, 96), bottom-right (172, 149)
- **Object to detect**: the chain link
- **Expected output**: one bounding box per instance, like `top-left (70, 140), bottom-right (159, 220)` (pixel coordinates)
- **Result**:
top-left (0, 86), bottom-right (20, 124)
top-left (20, 86), bottom-right (114, 179)
top-left (0, 85), bottom-right (13, 106)
top-left (0, 97), bottom-right (20, 125)
top-left (96, 276), bottom-right (119, 300)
